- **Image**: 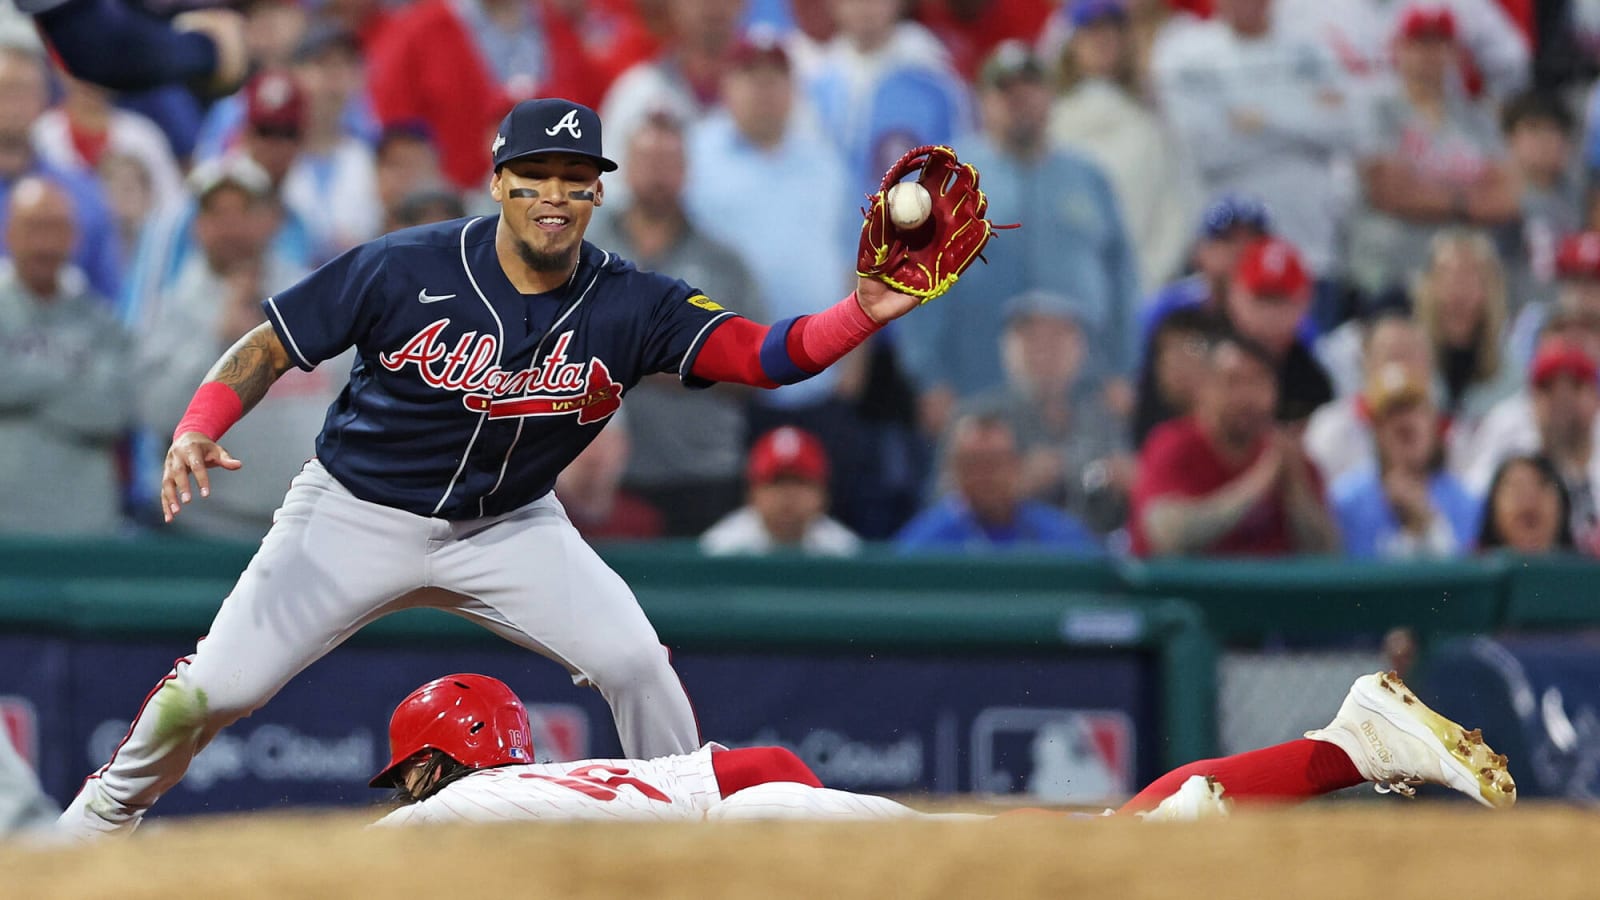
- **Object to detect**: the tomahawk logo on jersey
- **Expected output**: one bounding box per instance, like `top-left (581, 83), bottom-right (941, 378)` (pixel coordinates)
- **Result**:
top-left (262, 216), bottom-right (737, 520)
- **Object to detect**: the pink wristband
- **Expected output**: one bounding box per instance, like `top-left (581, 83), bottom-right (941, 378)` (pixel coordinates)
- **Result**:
top-left (793, 292), bottom-right (883, 371)
top-left (174, 381), bottom-right (244, 442)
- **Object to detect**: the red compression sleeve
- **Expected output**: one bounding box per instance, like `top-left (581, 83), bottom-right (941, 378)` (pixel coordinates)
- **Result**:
top-left (788, 292), bottom-right (882, 371)
top-left (711, 747), bottom-right (823, 797)
top-left (1117, 739), bottom-right (1364, 813)
top-left (688, 293), bottom-right (884, 387)
top-left (174, 381), bottom-right (244, 442)
top-left (689, 317), bottom-right (779, 387)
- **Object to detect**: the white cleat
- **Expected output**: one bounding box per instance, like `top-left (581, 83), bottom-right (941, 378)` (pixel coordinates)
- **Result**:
top-left (1304, 670), bottom-right (1516, 809)
top-left (1138, 774), bottom-right (1231, 822)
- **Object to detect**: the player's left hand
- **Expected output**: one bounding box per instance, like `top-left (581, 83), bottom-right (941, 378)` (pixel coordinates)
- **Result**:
top-left (854, 275), bottom-right (920, 324)
top-left (855, 144), bottom-right (1012, 305)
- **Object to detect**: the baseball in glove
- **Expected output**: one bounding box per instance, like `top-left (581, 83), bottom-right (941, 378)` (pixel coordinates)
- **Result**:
top-left (856, 144), bottom-right (1011, 303)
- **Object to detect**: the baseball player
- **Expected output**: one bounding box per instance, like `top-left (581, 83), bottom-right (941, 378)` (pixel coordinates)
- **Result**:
top-left (369, 671), bottom-right (1515, 827)
top-left (59, 99), bottom-right (1000, 839)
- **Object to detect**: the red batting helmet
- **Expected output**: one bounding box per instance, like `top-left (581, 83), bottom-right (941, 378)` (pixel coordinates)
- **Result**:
top-left (369, 674), bottom-right (533, 788)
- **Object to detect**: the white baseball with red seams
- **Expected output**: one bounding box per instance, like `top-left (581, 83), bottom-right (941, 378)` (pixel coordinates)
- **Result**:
top-left (886, 182), bottom-right (932, 230)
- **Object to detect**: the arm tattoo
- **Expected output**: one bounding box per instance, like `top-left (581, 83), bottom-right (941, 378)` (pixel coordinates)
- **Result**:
top-left (205, 323), bottom-right (294, 414)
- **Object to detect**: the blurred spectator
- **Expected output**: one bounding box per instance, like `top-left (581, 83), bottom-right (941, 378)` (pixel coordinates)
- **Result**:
top-left (1330, 363), bottom-right (1479, 558)
top-left (368, 0), bottom-right (597, 191)
top-left (376, 124), bottom-right (449, 234)
top-left (1130, 330), bottom-right (1338, 557)
top-left (321, 0), bottom-right (396, 51)
top-left (1138, 193), bottom-right (1268, 356)
top-left (601, 0), bottom-right (745, 167)
top-left (1410, 230), bottom-right (1518, 440)
top-left (192, 24), bottom-right (382, 167)
top-left (1131, 305), bottom-right (1217, 448)
top-left (1307, 313), bottom-right (1438, 482)
top-left (558, 0), bottom-right (667, 100)
top-left (1153, 0), bottom-right (1357, 306)
top-left (32, 74), bottom-right (184, 209)
top-left (685, 36), bottom-right (852, 414)
top-left (99, 154), bottom-right (157, 263)
top-left (1477, 454), bottom-right (1577, 554)
top-left (588, 112), bottom-right (765, 536)
top-left (555, 413), bottom-right (665, 542)
top-left (123, 75), bottom-right (316, 329)
top-left (701, 426), bottom-right (861, 556)
top-left (1345, 7), bottom-right (1519, 298)
top-left (686, 35), bottom-right (924, 538)
top-left (1313, 287), bottom-right (1414, 398)
top-left (242, 0), bottom-right (309, 70)
top-left (1275, 0), bottom-right (1529, 103)
top-left (390, 190), bottom-right (468, 231)
top-left (896, 410), bottom-right (1101, 552)
top-left (1506, 230), bottom-right (1600, 371)
top-left (240, 70), bottom-right (309, 190)
top-left (807, 0), bottom-right (972, 197)
top-left (0, 177), bottom-right (131, 535)
top-left (1458, 336), bottom-right (1600, 548)
top-left (900, 42), bottom-right (1139, 431)
top-left (1221, 237), bottom-right (1334, 425)
top-left (0, 45), bottom-right (122, 303)
top-left (963, 290), bottom-right (1131, 533)
top-left (1500, 91), bottom-right (1582, 318)
top-left (1048, 0), bottom-right (1200, 292)
top-left (914, 0), bottom-right (1056, 81)
top-left (282, 31), bottom-right (381, 260)
top-left (131, 157), bottom-right (331, 540)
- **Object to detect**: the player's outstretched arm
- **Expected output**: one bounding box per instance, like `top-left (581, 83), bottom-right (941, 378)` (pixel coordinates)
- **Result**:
top-left (161, 323), bottom-right (294, 523)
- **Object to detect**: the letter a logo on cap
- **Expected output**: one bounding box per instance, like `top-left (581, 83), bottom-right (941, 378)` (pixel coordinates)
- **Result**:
top-left (545, 109), bottom-right (583, 139)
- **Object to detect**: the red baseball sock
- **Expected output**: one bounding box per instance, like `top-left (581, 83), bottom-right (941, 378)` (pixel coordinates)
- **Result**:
top-left (1118, 739), bottom-right (1364, 814)
top-left (710, 747), bottom-right (823, 798)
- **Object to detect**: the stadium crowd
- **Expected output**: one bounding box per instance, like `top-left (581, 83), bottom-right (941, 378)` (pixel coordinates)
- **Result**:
top-left (1, 0), bottom-right (1597, 560)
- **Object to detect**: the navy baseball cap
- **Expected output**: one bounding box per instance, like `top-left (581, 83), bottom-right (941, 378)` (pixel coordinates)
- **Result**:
top-left (1199, 193), bottom-right (1271, 239)
top-left (491, 98), bottom-right (618, 173)
top-left (1070, 0), bottom-right (1128, 28)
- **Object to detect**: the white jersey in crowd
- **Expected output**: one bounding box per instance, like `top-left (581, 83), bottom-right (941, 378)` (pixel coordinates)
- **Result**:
top-left (373, 744), bottom-right (934, 826)
top-left (699, 506), bottom-right (862, 557)
top-left (1273, 0), bottom-right (1529, 102)
top-left (33, 107), bottom-right (186, 206)
top-left (1151, 17), bottom-right (1359, 277)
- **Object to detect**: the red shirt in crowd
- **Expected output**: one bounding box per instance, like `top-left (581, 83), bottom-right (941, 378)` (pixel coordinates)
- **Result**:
top-left (367, 0), bottom-right (599, 191)
top-left (914, 0), bottom-right (1057, 81)
top-left (1129, 415), bottom-right (1325, 558)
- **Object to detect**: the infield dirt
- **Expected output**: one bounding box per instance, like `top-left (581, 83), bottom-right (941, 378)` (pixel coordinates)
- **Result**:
top-left (3, 803), bottom-right (1594, 899)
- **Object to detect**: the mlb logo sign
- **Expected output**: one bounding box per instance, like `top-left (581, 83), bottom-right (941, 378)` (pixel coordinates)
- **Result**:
top-left (527, 704), bottom-right (589, 762)
top-left (970, 707), bottom-right (1133, 804)
top-left (0, 696), bottom-right (39, 768)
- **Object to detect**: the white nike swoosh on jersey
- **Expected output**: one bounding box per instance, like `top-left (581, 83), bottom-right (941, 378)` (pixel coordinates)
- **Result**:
top-left (419, 289), bottom-right (457, 303)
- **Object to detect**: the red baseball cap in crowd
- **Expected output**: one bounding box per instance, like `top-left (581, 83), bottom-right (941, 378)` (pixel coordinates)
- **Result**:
top-left (245, 70), bottom-right (307, 136)
top-left (748, 427), bottom-right (829, 486)
top-left (1396, 5), bottom-right (1457, 42)
top-left (1233, 237), bottom-right (1311, 300)
top-left (1530, 339), bottom-right (1599, 388)
top-left (1555, 232), bottom-right (1600, 281)
top-left (728, 30), bottom-right (790, 71)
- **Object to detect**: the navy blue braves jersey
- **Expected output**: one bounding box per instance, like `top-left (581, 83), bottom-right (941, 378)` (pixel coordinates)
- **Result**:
top-left (262, 216), bottom-right (739, 520)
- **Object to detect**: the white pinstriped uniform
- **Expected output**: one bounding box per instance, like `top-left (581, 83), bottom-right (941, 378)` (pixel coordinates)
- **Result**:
top-left (373, 744), bottom-right (990, 826)
top-left (375, 745), bottom-right (723, 825)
